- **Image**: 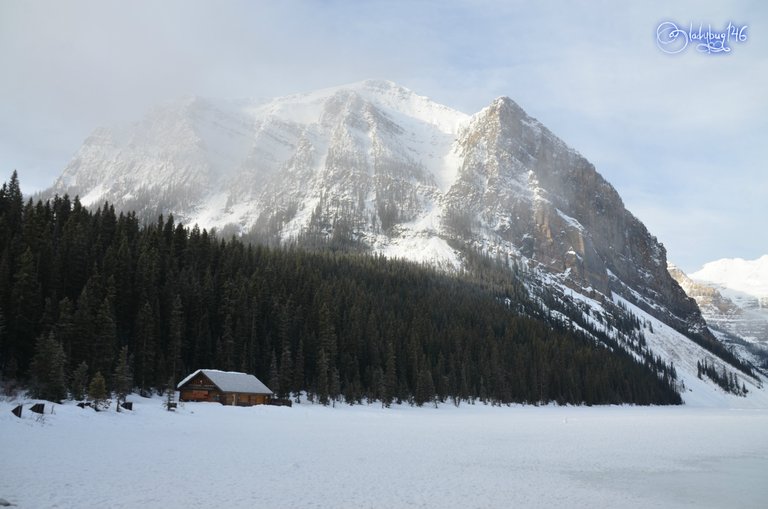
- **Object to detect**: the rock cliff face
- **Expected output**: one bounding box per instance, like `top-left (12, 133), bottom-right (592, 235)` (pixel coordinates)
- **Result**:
top-left (670, 265), bottom-right (742, 318)
top-left (47, 80), bottom-right (719, 361)
top-left (444, 97), bottom-right (704, 338)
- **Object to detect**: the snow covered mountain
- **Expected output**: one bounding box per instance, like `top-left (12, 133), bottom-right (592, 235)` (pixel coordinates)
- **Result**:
top-left (51, 80), bottom-right (467, 252)
top-left (670, 258), bottom-right (768, 368)
top-left (45, 80), bottom-right (765, 404)
top-left (692, 256), bottom-right (768, 309)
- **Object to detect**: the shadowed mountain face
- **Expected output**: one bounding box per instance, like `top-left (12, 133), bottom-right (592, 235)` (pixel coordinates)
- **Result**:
top-left (47, 80), bottom-right (709, 349)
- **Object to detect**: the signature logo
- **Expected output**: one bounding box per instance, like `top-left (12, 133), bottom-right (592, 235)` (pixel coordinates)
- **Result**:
top-left (656, 21), bottom-right (748, 55)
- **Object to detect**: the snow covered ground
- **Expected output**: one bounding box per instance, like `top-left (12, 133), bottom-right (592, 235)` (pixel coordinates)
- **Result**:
top-left (2, 396), bottom-right (768, 509)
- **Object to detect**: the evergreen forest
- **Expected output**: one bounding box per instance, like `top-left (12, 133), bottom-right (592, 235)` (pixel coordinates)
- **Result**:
top-left (0, 171), bottom-right (683, 406)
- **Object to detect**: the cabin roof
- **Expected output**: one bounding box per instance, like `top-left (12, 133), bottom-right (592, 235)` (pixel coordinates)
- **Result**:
top-left (177, 369), bottom-right (273, 395)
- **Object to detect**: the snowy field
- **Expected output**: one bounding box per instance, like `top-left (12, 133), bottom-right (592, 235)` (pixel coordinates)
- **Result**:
top-left (2, 396), bottom-right (768, 509)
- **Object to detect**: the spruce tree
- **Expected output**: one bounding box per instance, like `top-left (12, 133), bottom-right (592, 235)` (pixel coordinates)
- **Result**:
top-left (135, 301), bottom-right (156, 395)
top-left (70, 361), bottom-right (89, 401)
top-left (30, 331), bottom-right (67, 402)
top-left (113, 345), bottom-right (132, 411)
top-left (72, 286), bottom-right (96, 369)
top-left (10, 247), bottom-right (42, 373)
top-left (5, 171), bottom-right (23, 235)
top-left (415, 368), bottom-right (436, 407)
top-left (168, 294), bottom-right (184, 380)
top-left (318, 303), bottom-right (337, 363)
top-left (220, 313), bottom-right (235, 371)
top-left (268, 350), bottom-right (280, 397)
top-left (292, 339), bottom-right (304, 403)
top-left (330, 366), bottom-right (340, 407)
top-left (279, 345), bottom-right (293, 399)
top-left (316, 348), bottom-right (329, 406)
top-left (92, 298), bottom-right (117, 378)
top-left (382, 340), bottom-right (396, 408)
top-left (88, 371), bottom-right (108, 411)
top-left (165, 376), bottom-right (176, 411)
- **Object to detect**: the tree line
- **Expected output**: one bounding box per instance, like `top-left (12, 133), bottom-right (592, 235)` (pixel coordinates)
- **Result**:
top-left (0, 171), bottom-right (682, 406)
top-left (697, 358), bottom-right (748, 396)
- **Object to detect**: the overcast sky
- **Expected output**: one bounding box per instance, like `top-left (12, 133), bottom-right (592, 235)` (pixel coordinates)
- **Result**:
top-left (1, 0), bottom-right (765, 272)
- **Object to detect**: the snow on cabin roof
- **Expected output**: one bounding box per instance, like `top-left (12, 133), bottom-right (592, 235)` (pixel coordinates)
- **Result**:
top-left (177, 369), bottom-right (273, 395)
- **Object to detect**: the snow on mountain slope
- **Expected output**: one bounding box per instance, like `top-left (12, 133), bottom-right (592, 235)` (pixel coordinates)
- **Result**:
top-left (524, 266), bottom-right (765, 406)
top-left (51, 80), bottom-right (468, 234)
top-left (614, 295), bottom-right (766, 407)
top-left (44, 80), bottom-right (766, 405)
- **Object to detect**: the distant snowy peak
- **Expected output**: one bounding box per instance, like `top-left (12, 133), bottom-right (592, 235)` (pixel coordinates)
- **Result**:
top-left (692, 256), bottom-right (768, 300)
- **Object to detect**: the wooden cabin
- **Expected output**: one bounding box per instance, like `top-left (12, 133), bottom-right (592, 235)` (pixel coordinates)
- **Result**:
top-left (177, 369), bottom-right (273, 406)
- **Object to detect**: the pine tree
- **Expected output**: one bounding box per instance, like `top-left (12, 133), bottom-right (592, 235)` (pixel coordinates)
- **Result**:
top-left (219, 313), bottom-right (235, 371)
top-left (135, 301), bottom-right (156, 395)
top-left (292, 339), bottom-right (305, 403)
top-left (165, 376), bottom-right (176, 411)
top-left (168, 294), bottom-right (184, 380)
top-left (92, 298), bottom-right (117, 378)
top-left (382, 340), bottom-right (396, 408)
top-left (71, 285), bottom-right (97, 369)
top-left (316, 348), bottom-right (329, 406)
top-left (268, 350), bottom-right (280, 397)
top-left (10, 247), bottom-right (42, 373)
top-left (88, 371), bottom-right (108, 411)
top-left (415, 368), bottom-right (436, 407)
top-left (30, 331), bottom-right (67, 402)
top-left (70, 361), bottom-right (89, 401)
top-left (318, 303), bottom-right (337, 363)
top-left (317, 302), bottom-right (338, 398)
top-left (113, 345), bottom-right (132, 411)
top-left (5, 171), bottom-right (23, 235)
top-left (279, 344), bottom-right (293, 399)
top-left (330, 366), bottom-right (340, 407)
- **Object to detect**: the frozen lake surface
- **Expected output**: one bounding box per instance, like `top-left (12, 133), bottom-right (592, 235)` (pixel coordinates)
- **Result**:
top-left (2, 397), bottom-right (767, 508)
